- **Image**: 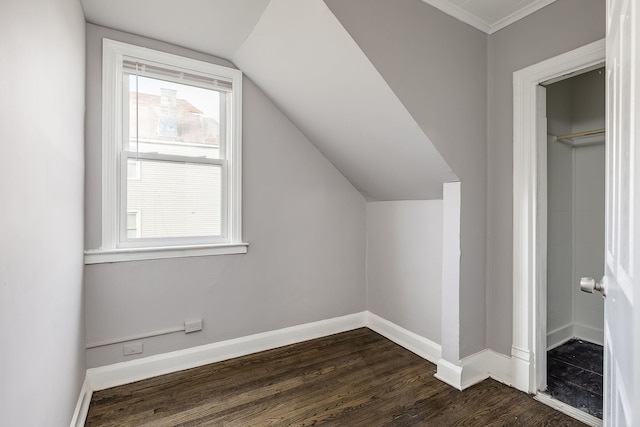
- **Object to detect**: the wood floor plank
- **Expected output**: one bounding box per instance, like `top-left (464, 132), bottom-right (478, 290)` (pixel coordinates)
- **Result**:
top-left (86, 328), bottom-right (585, 426)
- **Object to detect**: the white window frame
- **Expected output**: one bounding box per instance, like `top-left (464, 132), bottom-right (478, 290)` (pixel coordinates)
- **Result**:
top-left (85, 39), bottom-right (247, 264)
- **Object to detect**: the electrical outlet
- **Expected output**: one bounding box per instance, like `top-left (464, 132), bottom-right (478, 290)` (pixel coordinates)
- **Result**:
top-left (184, 319), bottom-right (203, 333)
top-left (123, 342), bottom-right (143, 356)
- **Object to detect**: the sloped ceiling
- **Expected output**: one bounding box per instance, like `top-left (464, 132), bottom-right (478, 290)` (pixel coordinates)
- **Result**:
top-left (80, 0), bottom-right (270, 60)
top-left (233, 0), bottom-right (455, 200)
top-left (80, 0), bottom-right (457, 200)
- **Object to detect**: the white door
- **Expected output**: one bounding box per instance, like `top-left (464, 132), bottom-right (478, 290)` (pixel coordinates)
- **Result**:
top-left (603, 0), bottom-right (637, 424)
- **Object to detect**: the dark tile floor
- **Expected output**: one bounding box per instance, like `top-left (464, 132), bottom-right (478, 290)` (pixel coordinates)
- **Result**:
top-left (546, 339), bottom-right (603, 419)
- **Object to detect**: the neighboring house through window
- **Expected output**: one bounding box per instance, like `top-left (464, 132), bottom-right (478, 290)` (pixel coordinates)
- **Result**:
top-left (85, 39), bottom-right (246, 264)
top-left (126, 211), bottom-right (141, 239)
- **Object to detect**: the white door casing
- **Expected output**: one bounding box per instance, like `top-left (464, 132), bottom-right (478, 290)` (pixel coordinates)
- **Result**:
top-left (535, 84), bottom-right (548, 394)
top-left (603, 0), bottom-right (636, 424)
top-left (512, 39), bottom-right (606, 394)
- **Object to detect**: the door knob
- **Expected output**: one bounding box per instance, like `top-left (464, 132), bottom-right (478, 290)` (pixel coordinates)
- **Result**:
top-left (580, 276), bottom-right (606, 297)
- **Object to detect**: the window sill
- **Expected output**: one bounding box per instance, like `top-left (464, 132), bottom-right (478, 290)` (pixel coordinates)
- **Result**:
top-left (84, 243), bottom-right (248, 264)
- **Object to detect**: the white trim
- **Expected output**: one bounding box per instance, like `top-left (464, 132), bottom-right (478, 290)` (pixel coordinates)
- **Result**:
top-left (468, 349), bottom-right (512, 387)
top-left (419, 0), bottom-right (491, 33)
top-left (435, 358), bottom-right (463, 390)
top-left (534, 393), bottom-right (603, 426)
top-left (87, 312), bottom-right (366, 391)
top-left (84, 242), bottom-right (248, 264)
top-left (489, 0), bottom-right (558, 34)
top-left (365, 312), bottom-right (441, 364)
top-left (69, 376), bottom-right (92, 427)
top-left (435, 349), bottom-right (512, 390)
top-left (227, 64), bottom-right (243, 246)
top-left (460, 351), bottom-right (498, 389)
top-left (512, 39), bottom-right (606, 393)
top-left (487, 350), bottom-right (512, 385)
top-left (511, 345), bottom-right (533, 392)
top-left (420, 0), bottom-right (557, 35)
top-left (547, 323), bottom-right (604, 350)
top-left (574, 323), bottom-right (604, 347)
top-left (535, 86), bottom-right (549, 392)
top-left (547, 323), bottom-right (574, 350)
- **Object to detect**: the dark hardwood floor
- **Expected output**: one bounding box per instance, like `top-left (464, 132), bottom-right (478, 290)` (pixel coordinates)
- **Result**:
top-left (547, 339), bottom-right (603, 418)
top-left (86, 328), bottom-right (584, 426)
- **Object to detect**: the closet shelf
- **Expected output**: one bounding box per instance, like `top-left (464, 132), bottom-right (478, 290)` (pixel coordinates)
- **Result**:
top-left (553, 128), bottom-right (605, 146)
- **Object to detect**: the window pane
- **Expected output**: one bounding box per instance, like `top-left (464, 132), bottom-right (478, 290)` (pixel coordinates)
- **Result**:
top-left (126, 212), bottom-right (140, 238)
top-left (127, 159), bottom-right (140, 180)
top-left (126, 160), bottom-right (222, 239)
top-left (126, 75), bottom-right (222, 159)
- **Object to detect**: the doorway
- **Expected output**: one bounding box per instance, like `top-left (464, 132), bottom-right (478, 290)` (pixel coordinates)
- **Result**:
top-left (541, 67), bottom-right (605, 420)
top-left (511, 38), bottom-right (606, 427)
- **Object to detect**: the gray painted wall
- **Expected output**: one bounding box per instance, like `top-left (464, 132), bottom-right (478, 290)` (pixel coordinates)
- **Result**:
top-left (0, 0), bottom-right (86, 424)
top-left (487, 0), bottom-right (606, 355)
top-left (546, 79), bottom-right (574, 343)
top-left (84, 25), bottom-right (367, 367)
top-left (326, 0), bottom-right (487, 358)
top-left (571, 70), bottom-right (606, 343)
top-left (366, 201), bottom-right (443, 343)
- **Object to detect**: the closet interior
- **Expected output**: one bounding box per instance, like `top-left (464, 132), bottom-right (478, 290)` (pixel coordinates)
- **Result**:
top-left (544, 67), bottom-right (605, 420)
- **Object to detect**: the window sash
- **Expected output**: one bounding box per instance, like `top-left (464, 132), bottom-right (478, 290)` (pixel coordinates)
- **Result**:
top-left (118, 154), bottom-right (228, 248)
top-left (122, 71), bottom-right (229, 160)
top-left (123, 58), bottom-right (233, 92)
top-left (119, 56), bottom-right (230, 248)
top-left (122, 150), bottom-right (225, 166)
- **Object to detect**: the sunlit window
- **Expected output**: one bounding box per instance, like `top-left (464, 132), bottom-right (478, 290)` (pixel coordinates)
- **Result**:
top-left (87, 39), bottom-right (246, 263)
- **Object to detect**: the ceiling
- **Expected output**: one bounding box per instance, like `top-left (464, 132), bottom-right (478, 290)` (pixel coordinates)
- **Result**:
top-left (421, 0), bottom-right (558, 34)
top-left (80, 0), bottom-right (270, 60)
top-left (234, 0), bottom-right (455, 200)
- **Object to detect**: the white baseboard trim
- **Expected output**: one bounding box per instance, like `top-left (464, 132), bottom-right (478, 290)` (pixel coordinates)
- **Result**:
top-left (485, 350), bottom-right (512, 385)
top-left (435, 358), bottom-right (463, 390)
top-left (86, 311), bottom-right (443, 393)
top-left (511, 345), bottom-right (533, 393)
top-left (534, 393), bottom-right (602, 427)
top-left (435, 349), bottom-right (511, 391)
top-left (574, 323), bottom-right (603, 347)
top-left (547, 324), bottom-right (574, 350)
top-left (69, 376), bottom-right (92, 427)
top-left (84, 311), bottom-right (512, 401)
top-left (547, 323), bottom-right (604, 350)
top-left (462, 349), bottom-right (512, 388)
top-left (546, 322), bottom-right (604, 351)
top-left (365, 312), bottom-right (441, 364)
top-left (87, 312), bottom-right (366, 391)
